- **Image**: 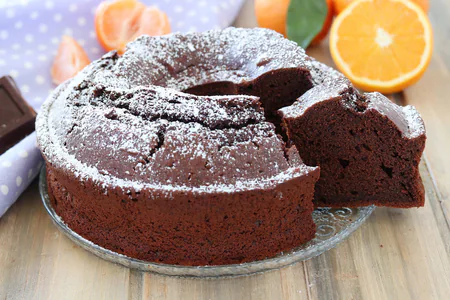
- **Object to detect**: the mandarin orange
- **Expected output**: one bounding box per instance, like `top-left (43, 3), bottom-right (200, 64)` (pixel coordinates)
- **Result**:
top-left (95, 0), bottom-right (170, 54)
top-left (51, 36), bottom-right (90, 85)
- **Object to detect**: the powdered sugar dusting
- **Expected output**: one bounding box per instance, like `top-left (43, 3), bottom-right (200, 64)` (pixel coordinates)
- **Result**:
top-left (37, 27), bottom-right (424, 197)
top-left (280, 78), bottom-right (425, 139)
top-left (279, 78), bottom-right (351, 118)
top-left (366, 92), bottom-right (425, 139)
top-left (36, 28), bottom-right (324, 194)
top-left (308, 59), bottom-right (345, 86)
top-left (116, 27), bottom-right (334, 91)
top-left (38, 90), bottom-right (317, 193)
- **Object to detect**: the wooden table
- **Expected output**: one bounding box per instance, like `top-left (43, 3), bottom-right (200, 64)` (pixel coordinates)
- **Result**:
top-left (2, 1), bottom-right (450, 299)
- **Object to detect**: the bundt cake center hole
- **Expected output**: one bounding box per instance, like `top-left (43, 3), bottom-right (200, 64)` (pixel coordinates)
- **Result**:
top-left (183, 81), bottom-right (239, 96)
top-left (183, 68), bottom-right (313, 140)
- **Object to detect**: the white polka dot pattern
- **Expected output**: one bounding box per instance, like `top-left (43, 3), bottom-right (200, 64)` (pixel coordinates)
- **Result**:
top-left (16, 176), bottom-right (23, 187)
top-left (1, 161), bottom-right (12, 168)
top-left (0, 134), bottom-right (42, 216)
top-left (19, 150), bottom-right (28, 158)
top-left (0, 0), bottom-right (243, 218)
top-left (1, 186), bottom-right (8, 196)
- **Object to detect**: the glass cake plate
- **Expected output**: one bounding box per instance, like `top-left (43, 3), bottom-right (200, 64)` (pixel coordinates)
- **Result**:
top-left (39, 167), bottom-right (374, 277)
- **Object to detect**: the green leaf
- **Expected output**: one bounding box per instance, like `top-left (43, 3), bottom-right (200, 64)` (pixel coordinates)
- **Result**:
top-left (287, 0), bottom-right (328, 49)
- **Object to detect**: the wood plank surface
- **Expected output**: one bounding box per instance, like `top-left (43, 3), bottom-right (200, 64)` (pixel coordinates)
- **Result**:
top-left (1, 0), bottom-right (450, 299)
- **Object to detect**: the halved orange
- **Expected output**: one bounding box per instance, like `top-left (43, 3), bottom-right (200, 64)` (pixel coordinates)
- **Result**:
top-left (95, 0), bottom-right (171, 54)
top-left (51, 36), bottom-right (90, 85)
top-left (330, 0), bottom-right (433, 93)
top-left (333, 0), bottom-right (429, 15)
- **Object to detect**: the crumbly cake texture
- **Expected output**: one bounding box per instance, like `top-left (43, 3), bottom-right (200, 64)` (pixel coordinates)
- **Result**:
top-left (37, 28), bottom-right (325, 266)
top-left (279, 79), bottom-right (426, 208)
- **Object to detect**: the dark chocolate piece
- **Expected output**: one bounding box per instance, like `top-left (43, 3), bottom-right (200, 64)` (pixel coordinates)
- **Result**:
top-left (0, 76), bottom-right (36, 154)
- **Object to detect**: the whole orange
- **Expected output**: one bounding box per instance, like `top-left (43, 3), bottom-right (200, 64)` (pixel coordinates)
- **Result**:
top-left (255, 0), bottom-right (290, 36)
top-left (333, 0), bottom-right (429, 15)
top-left (255, 0), bottom-right (334, 46)
top-left (332, 0), bottom-right (354, 15)
top-left (311, 0), bottom-right (334, 46)
top-left (329, 0), bottom-right (433, 93)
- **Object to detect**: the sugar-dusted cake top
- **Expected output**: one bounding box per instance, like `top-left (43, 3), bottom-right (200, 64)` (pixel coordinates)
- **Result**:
top-left (279, 79), bottom-right (425, 139)
top-left (117, 27), bottom-right (343, 90)
top-left (37, 28), bottom-right (326, 193)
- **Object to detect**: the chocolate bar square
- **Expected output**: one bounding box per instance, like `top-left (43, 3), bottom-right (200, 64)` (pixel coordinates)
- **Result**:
top-left (0, 76), bottom-right (36, 154)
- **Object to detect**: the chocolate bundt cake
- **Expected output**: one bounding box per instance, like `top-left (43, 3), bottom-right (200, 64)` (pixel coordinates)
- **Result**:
top-left (36, 28), bottom-right (327, 266)
top-left (279, 80), bottom-right (426, 208)
top-left (36, 27), bottom-right (426, 266)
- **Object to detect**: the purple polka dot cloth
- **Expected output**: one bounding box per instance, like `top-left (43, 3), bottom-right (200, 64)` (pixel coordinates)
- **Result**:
top-left (0, 0), bottom-right (244, 217)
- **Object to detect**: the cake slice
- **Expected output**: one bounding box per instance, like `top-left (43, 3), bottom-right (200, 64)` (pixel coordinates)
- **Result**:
top-left (279, 79), bottom-right (426, 208)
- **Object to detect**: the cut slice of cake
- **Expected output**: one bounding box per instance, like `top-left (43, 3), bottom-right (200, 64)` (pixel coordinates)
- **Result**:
top-left (279, 79), bottom-right (426, 208)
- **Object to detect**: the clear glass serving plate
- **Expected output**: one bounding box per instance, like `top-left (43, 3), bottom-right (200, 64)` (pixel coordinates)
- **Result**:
top-left (39, 167), bottom-right (374, 277)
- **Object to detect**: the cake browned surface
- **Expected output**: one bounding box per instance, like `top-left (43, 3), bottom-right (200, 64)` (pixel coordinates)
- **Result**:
top-left (36, 28), bottom-right (426, 266)
top-left (40, 83), bottom-right (320, 266)
top-left (279, 80), bottom-right (426, 208)
top-left (36, 28), bottom-right (327, 265)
